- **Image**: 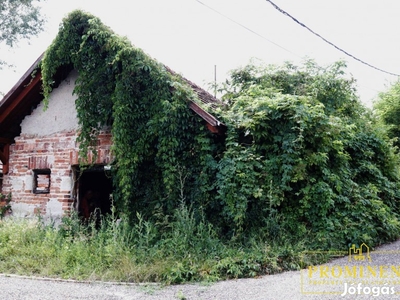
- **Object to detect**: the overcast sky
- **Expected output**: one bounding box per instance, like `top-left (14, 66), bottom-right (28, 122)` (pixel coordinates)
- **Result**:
top-left (1, 0), bottom-right (400, 107)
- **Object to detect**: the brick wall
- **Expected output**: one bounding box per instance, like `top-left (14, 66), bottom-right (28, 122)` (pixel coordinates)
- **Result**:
top-left (1, 130), bottom-right (113, 217)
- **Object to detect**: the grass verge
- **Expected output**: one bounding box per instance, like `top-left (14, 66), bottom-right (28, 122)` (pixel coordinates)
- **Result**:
top-left (0, 205), bottom-right (332, 284)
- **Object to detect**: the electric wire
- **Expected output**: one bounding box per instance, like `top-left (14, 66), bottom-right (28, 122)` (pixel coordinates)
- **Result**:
top-left (265, 0), bottom-right (400, 77)
top-left (194, 0), bottom-right (299, 58)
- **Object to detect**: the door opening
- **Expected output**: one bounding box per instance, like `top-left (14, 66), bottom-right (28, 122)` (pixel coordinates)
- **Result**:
top-left (73, 165), bottom-right (113, 221)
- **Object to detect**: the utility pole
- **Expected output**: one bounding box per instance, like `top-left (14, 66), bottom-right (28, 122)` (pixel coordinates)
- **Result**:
top-left (214, 65), bottom-right (217, 98)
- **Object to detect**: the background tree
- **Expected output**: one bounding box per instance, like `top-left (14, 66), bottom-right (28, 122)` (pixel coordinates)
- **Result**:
top-left (0, 0), bottom-right (45, 68)
top-left (374, 80), bottom-right (400, 147)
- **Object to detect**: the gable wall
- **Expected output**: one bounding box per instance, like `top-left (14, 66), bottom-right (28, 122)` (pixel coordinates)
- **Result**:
top-left (1, 71), bottom-right (113, 219)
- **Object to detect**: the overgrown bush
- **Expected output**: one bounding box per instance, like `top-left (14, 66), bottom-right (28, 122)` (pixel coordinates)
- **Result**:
top-left (215, 60), bottom-right (400, 248)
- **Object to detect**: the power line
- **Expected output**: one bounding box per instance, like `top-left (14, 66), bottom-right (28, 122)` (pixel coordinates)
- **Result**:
top-left (194, 0), bottom-right (299, 58)
top-left (265, 0), bottom-right (400, 77)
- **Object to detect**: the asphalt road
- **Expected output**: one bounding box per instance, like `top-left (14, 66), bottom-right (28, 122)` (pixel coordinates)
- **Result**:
top-left (0, 239), bottom-right (399, 300)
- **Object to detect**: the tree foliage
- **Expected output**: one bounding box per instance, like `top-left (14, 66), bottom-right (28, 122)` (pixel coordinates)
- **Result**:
top-left (41, 11), bottom-right (400, 250)
top-left (0, 0), bottom-right (45, 69)
top-left (374, 80), bottom-right (400, 147)
top-left (0, 0), bottom-right (44, 47)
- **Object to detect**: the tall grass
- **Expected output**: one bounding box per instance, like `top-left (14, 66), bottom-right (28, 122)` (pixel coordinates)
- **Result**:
top-left (0, 204), bottom-right (331, 284)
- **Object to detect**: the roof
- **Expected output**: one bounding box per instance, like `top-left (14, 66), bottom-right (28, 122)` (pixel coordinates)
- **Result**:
top-left (0, 52), bottom-right (225, 175)
top-left (164, 66), bottom-right (223, 128)
top-left (0, 54), bottom-right (225, 144)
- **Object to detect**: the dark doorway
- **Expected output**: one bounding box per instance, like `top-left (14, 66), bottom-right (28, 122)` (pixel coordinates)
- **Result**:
top-left (73, 165), bottom-right (113, 221)
top-left (0, 163), bottom-right (3, 193)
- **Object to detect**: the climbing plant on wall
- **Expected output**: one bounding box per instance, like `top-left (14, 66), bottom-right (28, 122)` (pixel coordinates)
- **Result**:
top-left (41, 11), bottom-right (219, 220)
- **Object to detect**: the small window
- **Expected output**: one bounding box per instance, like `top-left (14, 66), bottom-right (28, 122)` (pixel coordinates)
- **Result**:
top-left (33, 169), bottom-right (51, 194)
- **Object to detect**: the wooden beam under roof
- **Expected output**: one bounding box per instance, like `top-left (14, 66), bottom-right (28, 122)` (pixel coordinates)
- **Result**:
top-left (189, 101), bottom-right (223, 126)
top-left (0, 73), bottom-right (42, 125)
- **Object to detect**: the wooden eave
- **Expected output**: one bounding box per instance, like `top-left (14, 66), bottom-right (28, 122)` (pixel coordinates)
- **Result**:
top-left (0, 54), bottom-right (44, 174)
top-left (189, 101), bottom-right (223, 128)
top-left (164, 66), bottom-right (226, 134)
top-left (0, 54), bottom-right (44, 140)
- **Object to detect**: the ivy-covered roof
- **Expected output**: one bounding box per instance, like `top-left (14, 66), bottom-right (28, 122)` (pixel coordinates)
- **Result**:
top-left (0, 59), bottom-right (224, 141)
top-left (0, 12), bottom-right (224, 142)
top-left (0, 10), bottom-right (226, 182)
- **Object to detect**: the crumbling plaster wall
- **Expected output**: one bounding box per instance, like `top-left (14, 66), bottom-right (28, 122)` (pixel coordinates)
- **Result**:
top-left (3, 71), bottom-right (79, 220)
top-left (21, 70), bottom-right (79, 136)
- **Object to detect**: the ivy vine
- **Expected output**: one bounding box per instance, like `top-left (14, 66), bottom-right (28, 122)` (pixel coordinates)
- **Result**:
top-left (0, 193), bottom-right (11, 219)
top-left (41, 10), bottom-right (218, 219)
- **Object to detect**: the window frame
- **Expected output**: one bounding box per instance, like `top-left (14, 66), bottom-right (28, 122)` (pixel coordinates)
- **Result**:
top-left (33, 169), bottom-right (51, 194)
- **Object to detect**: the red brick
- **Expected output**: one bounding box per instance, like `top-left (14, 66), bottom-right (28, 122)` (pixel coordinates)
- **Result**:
top-left (2, 130), bottom-right (114, 215)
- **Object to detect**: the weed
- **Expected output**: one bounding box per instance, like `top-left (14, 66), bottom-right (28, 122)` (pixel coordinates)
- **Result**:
top-left (0, 205), bottom-right (333, 284)
top-left (176, 290), bottom-right (187, 300)
top-left (137, 284), bottom-right (160, 295)
top-left (0, 193), bottom-right (11, 218)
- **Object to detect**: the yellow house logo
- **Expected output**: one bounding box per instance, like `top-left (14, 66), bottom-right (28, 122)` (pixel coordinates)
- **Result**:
top-left (300, 243), bottom-right (400, 295)
top-left (348, 243), bottom-right (371, 262)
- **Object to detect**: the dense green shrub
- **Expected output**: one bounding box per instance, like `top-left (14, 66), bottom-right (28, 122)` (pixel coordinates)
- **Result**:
top-left (216, 61), bottom-right (400, 247)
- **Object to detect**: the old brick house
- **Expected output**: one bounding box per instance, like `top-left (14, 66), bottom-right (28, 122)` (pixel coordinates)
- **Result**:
top-left (0, 53), bottom-right (223, 220)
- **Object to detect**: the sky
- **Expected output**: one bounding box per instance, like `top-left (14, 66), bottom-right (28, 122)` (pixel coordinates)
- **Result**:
top-left (1, 0), bottom-right (400, 108)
